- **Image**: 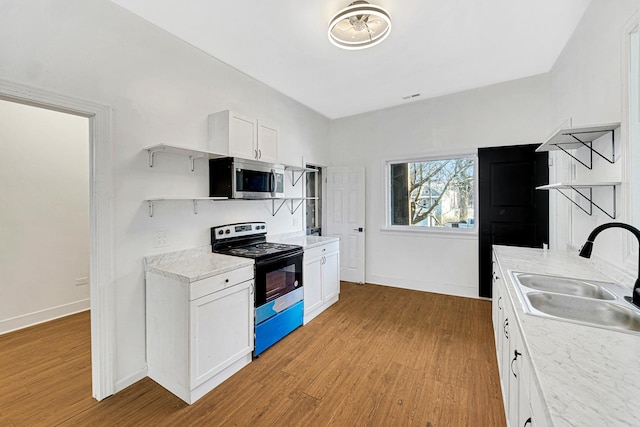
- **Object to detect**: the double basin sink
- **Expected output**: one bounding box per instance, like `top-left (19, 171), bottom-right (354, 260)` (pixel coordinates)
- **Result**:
top-left (510, 271), bottom-right (640, 334)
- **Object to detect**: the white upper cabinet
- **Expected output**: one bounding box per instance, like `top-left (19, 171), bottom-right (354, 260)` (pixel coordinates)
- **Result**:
top-left (256, 120), bottom-right (279, 163)
top-left (208, 110), bottom-right (278, 163)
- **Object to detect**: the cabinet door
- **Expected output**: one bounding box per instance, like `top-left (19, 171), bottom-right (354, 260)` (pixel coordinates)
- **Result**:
top-left (518, 354), bottom-right (533, 427)
top-left (492, 260), bottom-right (502, 344)
top-left (303, 257), bottom-right (323, 315)
top-left (256, 120), bottom-right (278, 163)
top-left (508, 330), bottom-right (523, 427)
top-left (500, 283), bottom-right (512, 412)
top-left (322, 251), bottom-right (340, 301)
top-left (529, 380), bottom-right (549, 427)
top-left (229, 112), bottom-right (258, 160)
top-left (190, 280), bottom-right (254, 387)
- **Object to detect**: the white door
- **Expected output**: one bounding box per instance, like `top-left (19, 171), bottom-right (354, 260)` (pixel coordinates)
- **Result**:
top-left (325, 166), bottom-right (365, 283)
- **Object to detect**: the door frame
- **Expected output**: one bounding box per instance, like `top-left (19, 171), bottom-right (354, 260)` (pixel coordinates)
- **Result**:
top-left (0, 78), bottom-right (115, 400)
top-left (621, 12), bottom-right (640, 269)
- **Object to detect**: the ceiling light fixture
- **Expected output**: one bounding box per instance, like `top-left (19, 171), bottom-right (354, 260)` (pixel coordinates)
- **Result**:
top-left (328, 1), bottom-right (392, 50)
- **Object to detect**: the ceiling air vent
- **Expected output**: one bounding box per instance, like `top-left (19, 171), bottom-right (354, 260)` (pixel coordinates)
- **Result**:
top-left (402, 93), bottom-right (421, 100)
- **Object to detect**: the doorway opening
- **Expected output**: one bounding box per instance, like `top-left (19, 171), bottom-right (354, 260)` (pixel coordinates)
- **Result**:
top-left (0, 99), bottom-right (90, 332)
top-left (0, 78), bottom-right (114, 400)
top-left (305, 164), bottom-right (323, 236)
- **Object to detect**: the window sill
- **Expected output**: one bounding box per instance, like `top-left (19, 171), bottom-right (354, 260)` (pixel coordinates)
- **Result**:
top-left (380, 225), bottom-right (478, 239)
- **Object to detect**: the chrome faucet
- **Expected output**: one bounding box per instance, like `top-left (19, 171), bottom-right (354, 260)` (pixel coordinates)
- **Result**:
top-left (578, 222), bottom-right (640, 306)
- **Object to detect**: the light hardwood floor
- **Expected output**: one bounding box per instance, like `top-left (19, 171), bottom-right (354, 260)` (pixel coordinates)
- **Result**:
top-left (0, 282), bottom-right (505, 426)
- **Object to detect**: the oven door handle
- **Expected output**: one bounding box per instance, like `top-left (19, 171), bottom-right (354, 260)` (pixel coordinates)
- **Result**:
top-left (256, 250), bottom-right (303, 266)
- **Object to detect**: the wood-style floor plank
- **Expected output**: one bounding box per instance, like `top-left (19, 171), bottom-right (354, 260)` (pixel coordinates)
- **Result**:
top-left (0, 282), bottom-right (506, 426)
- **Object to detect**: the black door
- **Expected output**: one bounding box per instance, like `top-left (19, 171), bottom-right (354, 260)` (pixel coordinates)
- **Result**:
top-left (478, 145), bottom-right (549, 298)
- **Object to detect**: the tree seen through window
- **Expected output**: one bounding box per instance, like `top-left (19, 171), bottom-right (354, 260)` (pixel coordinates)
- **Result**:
top-left (390, 157), bottom-right (474, 228)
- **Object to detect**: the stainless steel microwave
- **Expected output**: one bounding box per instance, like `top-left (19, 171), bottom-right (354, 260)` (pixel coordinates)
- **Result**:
top-left (209, 157), bottom-right (285, 199)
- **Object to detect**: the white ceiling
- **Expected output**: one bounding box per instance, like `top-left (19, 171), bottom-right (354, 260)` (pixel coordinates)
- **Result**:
top-left (110, 0), bottom-right (592, 119)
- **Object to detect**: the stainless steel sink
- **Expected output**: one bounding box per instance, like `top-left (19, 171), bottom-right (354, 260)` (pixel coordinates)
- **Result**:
top-left (509, 271), bottom-right (640, 334)
top-left (514, 273), bottom-right (616, 300)
top-left (526, 292), bottom-right (640, 333)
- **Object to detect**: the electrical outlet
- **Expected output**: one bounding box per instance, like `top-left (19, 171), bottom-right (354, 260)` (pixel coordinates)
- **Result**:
top-left (75, 277), bottom-right (89, 287)
top-left (154, 231), bottom-right (168, 248)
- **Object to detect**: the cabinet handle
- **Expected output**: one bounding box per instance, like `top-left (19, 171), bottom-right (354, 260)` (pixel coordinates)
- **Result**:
top-left (254, 149), bottom-right (258, 160)
top-left (523, 417), bottom-right (532, 426)
top-left (498, 296), bottom-right (502, 310)
top-left (225, 278), bottom-right (229, 283)
top-left (503, 318), bottom-right (509, 339)
top-left (511, 349), bottom-right (521, 378)
top-left (258, 149), bottom-right (262, 159)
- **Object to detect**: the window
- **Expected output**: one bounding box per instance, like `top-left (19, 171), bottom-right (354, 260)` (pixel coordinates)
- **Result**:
top-left (388, 155), bottom-right (475, 229)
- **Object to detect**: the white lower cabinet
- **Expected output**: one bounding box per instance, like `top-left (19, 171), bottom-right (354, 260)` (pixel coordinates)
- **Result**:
top-left (146, 265), bottom-right (254, 404)
top-left (493, 251), bottom-right (544, 427)
top-left (303, 241), bottom-right (340, 324)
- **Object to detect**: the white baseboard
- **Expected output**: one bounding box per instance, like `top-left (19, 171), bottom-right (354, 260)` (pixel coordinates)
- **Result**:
top-left (366, 275), bottom-right (478, 299)
top-left (0, 299), bottom-right (90, 335)
top-left (115, 368), bottom-right (148, 394)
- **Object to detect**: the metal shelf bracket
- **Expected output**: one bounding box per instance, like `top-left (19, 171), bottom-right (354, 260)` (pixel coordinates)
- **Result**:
top-left (271, 199), bottom-right (288, 216)
top-left (285, 166), bottom-right (317, 186)
top-left (146, 146), bottom-right (204, 172)
top-left (148, 149), bottom-right (157, 168)
top-left (288, 199), bottom-right (305, 215)
top-left (290, 170), bottom-right (305, 186)
top-left (551, 129), bottom-right (615, 170)
top-left (554, 185), bottom-right (617, 219)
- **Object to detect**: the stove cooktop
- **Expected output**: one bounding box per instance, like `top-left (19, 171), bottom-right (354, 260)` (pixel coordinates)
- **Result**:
top-left (211, 222), bottom-right (302, 260)
top-left (219, 242), bottom-right (302, 259)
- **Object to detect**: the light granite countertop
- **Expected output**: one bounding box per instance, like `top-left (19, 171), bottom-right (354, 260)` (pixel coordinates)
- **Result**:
top-left (494, 245), bottom-right (640, 426)
top-left (268, 233), bottom-right (339, 249)
top-left (144, 246), bottom-right (254, 283)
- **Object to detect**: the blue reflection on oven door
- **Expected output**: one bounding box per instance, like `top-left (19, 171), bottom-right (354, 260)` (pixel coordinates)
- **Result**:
top-left (255, 287), bottom-right (303, 325)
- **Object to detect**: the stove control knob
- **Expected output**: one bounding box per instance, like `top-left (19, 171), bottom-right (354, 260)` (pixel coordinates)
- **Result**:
top-left (218, 230), bottom-right (224, 235)
top-left (225, 229), bottom-right (231, 234)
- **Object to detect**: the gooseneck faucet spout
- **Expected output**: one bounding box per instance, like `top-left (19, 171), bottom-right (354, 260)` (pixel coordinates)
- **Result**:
top-left (578, 222), bottom-right (640, 306)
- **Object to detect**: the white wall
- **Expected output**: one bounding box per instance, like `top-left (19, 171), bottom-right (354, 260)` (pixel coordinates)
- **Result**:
top-left (0, 0), bottom-right (331, 391)
top-left (330, 74), bottom-right (551, 297)
top-left (548, 0), bottom-right (639, 280)
top-left (0, 99), bottom-right (89, 333)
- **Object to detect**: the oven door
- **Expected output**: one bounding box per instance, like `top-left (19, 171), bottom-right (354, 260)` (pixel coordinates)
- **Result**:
top-left (254, 251), bottom-right (302, 307)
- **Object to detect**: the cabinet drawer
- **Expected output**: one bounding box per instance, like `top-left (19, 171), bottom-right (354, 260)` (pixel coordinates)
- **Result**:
top-left (304, 241), bottom-right (339, 261)
top-left (190, 265), bottom-right (254, 300)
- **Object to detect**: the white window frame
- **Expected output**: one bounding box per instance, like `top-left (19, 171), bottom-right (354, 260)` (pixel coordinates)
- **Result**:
top-left (382, 152), bottom-right (478, 236)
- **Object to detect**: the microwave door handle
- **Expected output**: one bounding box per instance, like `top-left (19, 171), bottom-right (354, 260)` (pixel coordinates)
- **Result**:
top-left (270, 170), bottom-right (276, 194)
